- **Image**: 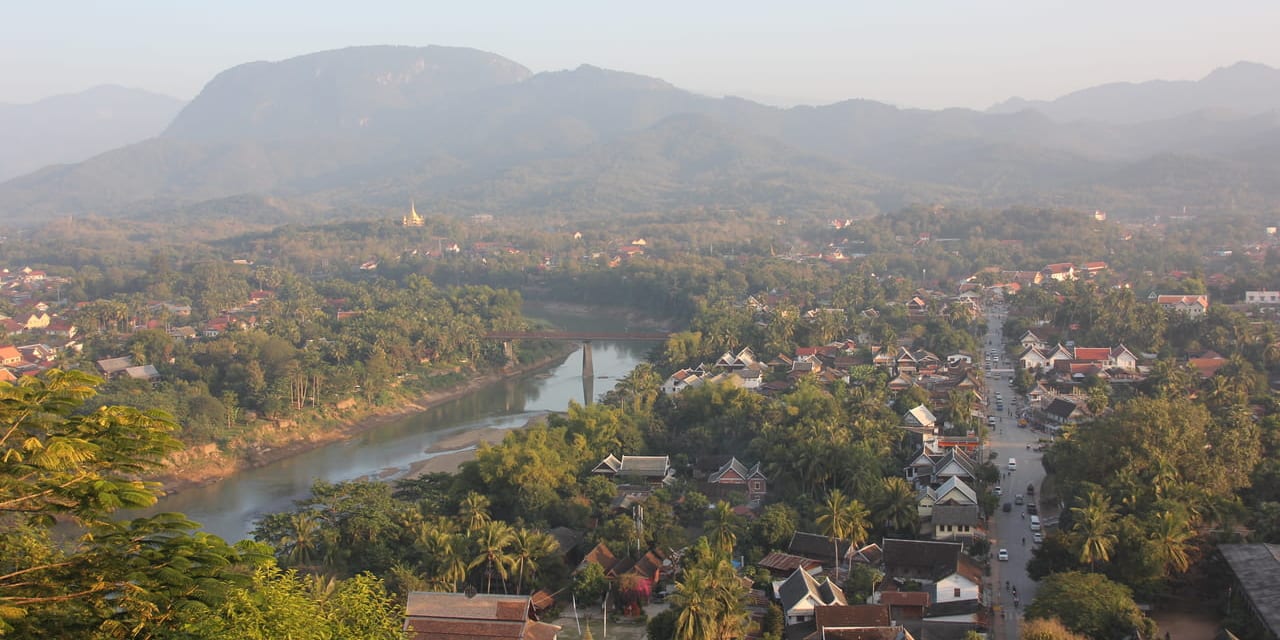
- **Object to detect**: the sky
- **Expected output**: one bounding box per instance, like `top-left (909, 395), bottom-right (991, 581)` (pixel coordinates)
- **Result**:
top-left (2, 0), bottom-right (1277, 109)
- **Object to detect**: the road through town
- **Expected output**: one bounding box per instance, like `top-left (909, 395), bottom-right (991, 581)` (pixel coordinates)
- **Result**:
top-left (982, 302), bottom-right (1049, 640)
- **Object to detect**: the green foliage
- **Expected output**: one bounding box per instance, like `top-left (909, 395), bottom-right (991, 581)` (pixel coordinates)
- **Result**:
top-left (190, 566), bottom-right (404, 640)
top-left (0, 371), bottom-right (266, 637)
top-left (1025, 571), bottom-right (1156, 640)
top-left (574, 562), bottom-right (609, 605)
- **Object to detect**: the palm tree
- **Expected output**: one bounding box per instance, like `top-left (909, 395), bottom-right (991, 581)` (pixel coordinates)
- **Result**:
top-left (470, 520), bottom-right (516, 593)
top-left (1071, 489), bottom-right (1119, 569)
top-left (705, 501), bottom-right (741, 556)
top-left (874, 477), bottom-right (919, 534)
top-left (459, 492), bottom-right (491, 532)
top-left (509, 528), bottom-right (559, 594)
top-left (816, 489), bottom-right (870, 574)
top-left (280, 510), bottom-right (323, 568)
top-left (670, 569), bottom-right (718, 640)
top-left (1148, 510), bottom-right (1194, 576)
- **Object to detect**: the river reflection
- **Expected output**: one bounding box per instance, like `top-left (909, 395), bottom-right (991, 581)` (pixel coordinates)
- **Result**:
top-left (144, 308), bottom-right (657, 542)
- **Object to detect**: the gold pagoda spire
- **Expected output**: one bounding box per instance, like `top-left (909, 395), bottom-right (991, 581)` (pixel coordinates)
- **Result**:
top-left (402, 199), bottom-right (425, 226)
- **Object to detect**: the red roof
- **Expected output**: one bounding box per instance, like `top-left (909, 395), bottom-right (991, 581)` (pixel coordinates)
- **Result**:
top-left (879, 591), bottom-right (930, 607)
top-left (1073, 347), bottom-right (1111, 362)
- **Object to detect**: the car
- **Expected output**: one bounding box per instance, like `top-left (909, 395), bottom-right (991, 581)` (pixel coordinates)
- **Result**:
top-left (993, 486), bottom-right (1002, 496)
top-left (1014, 494), bottom-right (1024, 505)
top-left (997, 549), bottom-right (1009, 561)
top-left (1027, 503), bottom-right (1038, 515)
top-left (1033, 533), bottom-right (1043, 544)
top-left (1002, 502), bottom-right (1012, 513)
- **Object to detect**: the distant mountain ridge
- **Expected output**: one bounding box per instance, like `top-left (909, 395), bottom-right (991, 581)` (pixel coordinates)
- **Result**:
top-left (2, 47), bottom-right (1279, 224)
top-left (0, 85), bottom-right (185, 181)
top-left (988, 61), bottom-right (1280, 123)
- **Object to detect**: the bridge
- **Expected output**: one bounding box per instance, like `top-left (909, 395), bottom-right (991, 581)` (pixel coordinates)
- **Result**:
top-left (483, 331), bottom-right (670, 341)
top-left (483, 331), bottom-right (669, 402)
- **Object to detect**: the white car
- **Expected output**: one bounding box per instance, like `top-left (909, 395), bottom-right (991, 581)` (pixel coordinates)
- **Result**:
top-left (1033, 533), bottom-right (1043, 544)
top-left (997, 549), bottom-right (1009, 561)
top-left (993, 486), bottom-right (1002, 496)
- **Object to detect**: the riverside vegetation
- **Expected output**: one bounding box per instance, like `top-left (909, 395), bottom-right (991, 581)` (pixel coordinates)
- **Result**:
top-left (4, 206), bottom-right (1280, 638)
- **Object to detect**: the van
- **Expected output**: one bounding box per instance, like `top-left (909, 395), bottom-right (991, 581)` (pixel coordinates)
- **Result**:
top-left (1007, 458), bottom-right (1017, 471)
top-left (1029, 515), bottom-right (1041, 531)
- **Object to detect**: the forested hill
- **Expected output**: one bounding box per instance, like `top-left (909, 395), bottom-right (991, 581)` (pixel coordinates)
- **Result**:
top-left (2, 48), bottom-right (1280, 224)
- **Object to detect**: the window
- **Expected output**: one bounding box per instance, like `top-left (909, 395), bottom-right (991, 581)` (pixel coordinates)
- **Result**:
top-left (954, 588), bottom-right (961, 598)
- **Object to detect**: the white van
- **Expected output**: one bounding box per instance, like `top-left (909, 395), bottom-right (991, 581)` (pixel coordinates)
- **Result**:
top-left (1029, 515), bottom-right (1041, 531)
top-left (1007, 458), bottom-right (1017, 471)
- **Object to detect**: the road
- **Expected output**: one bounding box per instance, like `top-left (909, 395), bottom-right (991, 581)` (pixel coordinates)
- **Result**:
top-left (981, 301), bottom-right (1047, 639)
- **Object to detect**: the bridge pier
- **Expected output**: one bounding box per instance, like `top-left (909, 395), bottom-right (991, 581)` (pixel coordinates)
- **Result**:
top-left (582, 340), bottom-right (594, 405)
top-left (502, 340), bottom-right (517, 367)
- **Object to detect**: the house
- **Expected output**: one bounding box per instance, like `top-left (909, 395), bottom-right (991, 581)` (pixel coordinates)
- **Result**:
top-left (879, 539), bottom-right (982, 612)
top-left (707, 457), bottom-right (768, 503)
top-left (1189, 352), bottom-right (1230, 378)
top-left (13, 311), bottom-right (50, 330)
top-left (591, 454), bottom-right (675, 485)
top-left (809, 605), bottom-right (915, 640)
top-left (1044, 398), bottom-right (1086, 425)
top-left (715, 347), bottom-right (758, 370)
top-left (789, 531), bottom-right (855, 568)
top-left (0, 345), bottom-right (23, 367)
top-left (1245, 290), bottom-right (1280, 305)
top-left (774, 568), bottom-right (847, 626)
top-left (96, 356), bottom-right (135, 379)
top-left (1041, 263), bottom-right (1076, 281)
top-left (758, 551), bottom-right (823, 578)
top-left (1217, 544), bottom-right (1280, 640)
top-left (1156, 294), bottom-right (1210, 317)
top-left (1110, 345), bottom-right (1138, 371)
top-left (123, 365), bottom-right (161, 382)
top-left (930, 505), bottom-right (981, 542)
top-left (902, 405), bottom-right (937, 429)
top-left (661, 366), bottom-right (706, 394)
top-left (402, 592), bottom-right (560, 640)
top-left (1019, 330), bottom-right (1048, 351)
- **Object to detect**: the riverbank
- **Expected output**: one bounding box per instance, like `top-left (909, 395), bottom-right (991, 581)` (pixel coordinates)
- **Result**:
top-left (152, 346), bottom-right (577, 495)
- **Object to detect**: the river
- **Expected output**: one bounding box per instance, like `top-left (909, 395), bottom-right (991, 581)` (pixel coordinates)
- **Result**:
top-left (146, 305), bottom-right (660, 542)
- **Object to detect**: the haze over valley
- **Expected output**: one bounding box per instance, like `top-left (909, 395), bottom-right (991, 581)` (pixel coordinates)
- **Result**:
top-left (3, 46), bottom-right (1280, 226)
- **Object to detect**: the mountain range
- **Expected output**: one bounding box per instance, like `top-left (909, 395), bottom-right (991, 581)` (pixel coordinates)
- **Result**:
top-left (0, 85), bottom-right (185, 182)
top-left (3, 46), bottom-right (1279, 226)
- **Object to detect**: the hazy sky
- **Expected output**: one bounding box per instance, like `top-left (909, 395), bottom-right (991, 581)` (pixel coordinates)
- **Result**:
top-left (3, 1), bottom-right (1276, 109)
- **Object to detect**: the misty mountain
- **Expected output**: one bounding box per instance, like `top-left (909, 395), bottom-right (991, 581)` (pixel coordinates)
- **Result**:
top-left (164, 45), bottom-right (531, 141)
top-left (0, 85), bottom-right (185, 181)
top-left (988, 61), bottom-right (1280, 123)
top-left (2, 46), bottom-right (1280, 225)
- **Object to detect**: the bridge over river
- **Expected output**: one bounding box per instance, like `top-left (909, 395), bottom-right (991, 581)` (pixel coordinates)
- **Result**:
top-left (483, 331), bottom-right (669, 401)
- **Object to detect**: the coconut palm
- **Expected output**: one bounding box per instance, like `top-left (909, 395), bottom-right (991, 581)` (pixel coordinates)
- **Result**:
top-left (1071, 489), bottom-right (1119, 569)
top-left (470, 520), bottom-right (516, 593)
top-left (874, 477), bottom-right (919, 534)
top-left (280, 510), bottom-right (323, 568)
top-left (705, 501), bottom-right (741, 556)
top-left (1148, 510), bottom-right (1194, 575)
top-left (459, 492), bottom-right (491, 532)
top-left (509, 528), bottom-right (559, 594)
top-left (816, 489), bottom-right (870, 573)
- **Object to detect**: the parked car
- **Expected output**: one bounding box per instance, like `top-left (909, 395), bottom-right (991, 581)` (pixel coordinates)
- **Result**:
top-left (1026, 483), bottom-right (1035, 495)
top-left (993, 486), bottom-right (1002, 496)
top-left (1002, 502), bottom-right (1012, 513)
top-left (1015, 494), bottom-right (1024, 505)
top-left (1033, 533), bottom-right (1043, 544)
top-left (998, 549), bottom-right (1009, 561)
top-left (1027, 503), bottom-right (1038, 515)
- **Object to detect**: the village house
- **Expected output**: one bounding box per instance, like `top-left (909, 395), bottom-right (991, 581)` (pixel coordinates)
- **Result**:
top-left (591, 454), bottom-right (675, 486)
top-left (774, 567), bottom-right (848, 626)
top-left (95, 356), bottom-right (135, 379)
top-left (1155, 293), bottom-right (1210, 317)
top-left (402, 592), bottom-right (560, 640)
top-left (1041, 263), bottom-right (1076, 281)
top-left (706, 456), bottom-right (768, 504)
top-left (1245, 290), bottom-right (1280, 305)
top-left (876, 539), bottom-right (984, 626)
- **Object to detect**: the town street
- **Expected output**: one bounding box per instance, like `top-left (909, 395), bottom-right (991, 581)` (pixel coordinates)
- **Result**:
top-left (982, 302), bottom-right (1048, 640)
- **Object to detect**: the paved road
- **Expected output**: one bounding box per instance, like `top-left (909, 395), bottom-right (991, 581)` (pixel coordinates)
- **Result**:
top-left (981, 303), bottom-right (1047, 639)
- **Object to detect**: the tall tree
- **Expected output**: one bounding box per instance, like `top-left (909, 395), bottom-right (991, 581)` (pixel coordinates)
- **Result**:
top-left (815, 489), bottom-right (870, 572)
top-left (508, 528), bottom-right (559, 595)
top-left (469, 520), bottom-right (515, 593)
top-left (1071, 489), bottom-right (1119, 569)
